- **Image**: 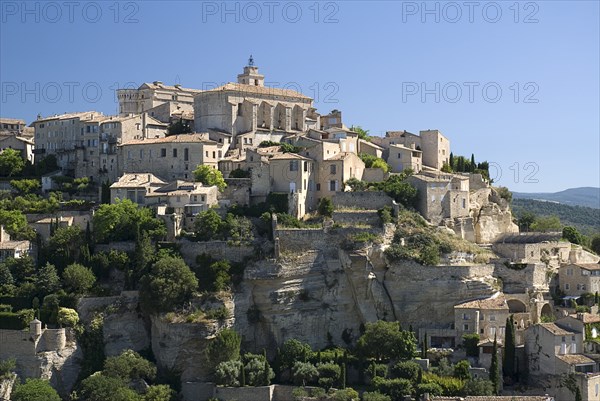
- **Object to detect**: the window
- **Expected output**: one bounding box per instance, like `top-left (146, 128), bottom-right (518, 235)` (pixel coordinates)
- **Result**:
top-left (173, 149), bottom-right (178, 157)
top-left (565, 283), bottom-right (570, 290)
top-left (161, 148), bottom-right (167, 157)
top-left (490, 315), bottom-right (496, 321)
top-left (184, 148), bottom-right (189, 161)
top-left (290, 160), bottom-right (299, 171)
top-left (463, 324), bottom-right (469, 331)
top-left (462, 199), bottom-right (466, 208)
top-left (462, 313), bottom-right (470, 320)
top-left (397, 153), bottom-right (402, 159)
top-left (329, 180), bottom-right (337, 191)
top-left (330, 164), bottom-right (336, 174)
top-left (212, 151), bottom-right (216, 158)
top-left (139, 149), bottom-right (143, 159)
top-left (304, 161), bottom-right (308, 172)
top-left (316, 183), bottom-right (321, 191)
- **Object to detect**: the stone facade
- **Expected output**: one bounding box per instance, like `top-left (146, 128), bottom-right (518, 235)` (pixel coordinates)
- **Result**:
top-left (454, 293), bottom-right (510, 344)
top-left (559, 263), bottom-right (600, 296)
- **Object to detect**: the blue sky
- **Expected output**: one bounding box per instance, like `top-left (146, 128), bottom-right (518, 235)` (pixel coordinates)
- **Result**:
top-left (1, 0), bottom-right (598, 192)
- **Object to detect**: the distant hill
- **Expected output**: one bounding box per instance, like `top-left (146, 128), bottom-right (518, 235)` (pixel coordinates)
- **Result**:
top-left (512, 198), bottom-right (600, 236)
top-left (512, 187), bottom-right (600, 209)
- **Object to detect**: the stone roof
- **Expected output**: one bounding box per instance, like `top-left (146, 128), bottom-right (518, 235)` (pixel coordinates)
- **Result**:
top-left (32, 111), bottom-right (103, 124)
top-left (202, 83), bottom-right (311, 99)
top-left (121, 133), bottom-right (215, 146)
top-left (496, 232), bottom-right (563, 244)
top-left (570, 263), bottom-right (600, 271)
top-left (269, 153), bottom-right (312, 161)
top-left (454, 293), bottom-right (508, 310)
top-left (110, 173), bottom-right (167, 189)
top-left (389, 143), bottom-right (422, 153)
top-left (0, 118), bottom-right (25, 125)
top-left (0, 240), bottom-right (30, 250)
top-left (570, 312), bottom-right (600, 324)
top-left (326, 152), bottom-right (355, 161)
top-left (556, 353), bottom-right (596, 365)
top-left (140, 82), bottom-right (203, 93)
top-left (538, 323), bottom-right (576, 336)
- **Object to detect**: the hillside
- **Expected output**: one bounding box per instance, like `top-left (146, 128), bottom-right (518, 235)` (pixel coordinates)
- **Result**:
top-left (511, 198), bottom-right (600, 236)
top-left (512, 187), bottom-right (600, 209)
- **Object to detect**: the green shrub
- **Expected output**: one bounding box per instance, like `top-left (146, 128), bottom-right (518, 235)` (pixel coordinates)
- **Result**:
top-left (462, 334), bottom-right (480, 357)
top-left (318, 197), bottom-right (334, 217)
top-left (372, 377), bottom-right (414, 400)
top-left (332, 387), bottom-right (359, 401)
top-left (390, 361), bottom-right (421, 382)
top-left (362, 392), bottom-right (391, 401)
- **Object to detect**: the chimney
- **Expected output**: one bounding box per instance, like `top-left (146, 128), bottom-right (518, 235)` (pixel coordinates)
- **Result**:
top-left (577, 313), bottom-right (585, 321)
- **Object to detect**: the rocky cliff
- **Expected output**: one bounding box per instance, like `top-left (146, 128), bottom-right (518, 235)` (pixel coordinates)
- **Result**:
top-left (470, 187), bottom-right (519, 243)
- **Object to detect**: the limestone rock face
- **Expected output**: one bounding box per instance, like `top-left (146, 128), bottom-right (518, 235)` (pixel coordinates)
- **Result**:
top-left (103, 292), bottom-right (150, 357)
top-left (0, 375), bottom-right (15, 401)
top-left (37, 344), bottom-right (82, 397)
top-left (471, 188), bottom-right (518, 243)
top-left (150, 315), bottom-right (228, 382)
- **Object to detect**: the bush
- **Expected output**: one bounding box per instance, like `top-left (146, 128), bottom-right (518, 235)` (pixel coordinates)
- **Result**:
top-left (63, 263), bottom-right (96, 295)
top-left (462, 334), bottom-right (480, 357)
top-left (365, 363), bottom-right (389, 382)
top-left (318, 197), bottom-right (334, 217)
top-left (362, 392), bottom-right (391, 401)
top-left (317, 362), bottom-right (341, 390)
top-left (372, 377), bottom-right (414, 400)
top-left (332, 387), bottom-right (359, 401)
top-left (390, 361), bottom-right (421, 382)
top-left (103, 349), bottom-right (157, 381)
top-left (0, 358), bottom-right (16, 379)
top-left (378, 206), bottom-right (393, 225)
top-left (243, 353), bottom-right (274, 386)
top-left (453, 360), bottom-right (471, 380)
top-left (292, 361), bottom-right (318, 386)
top-left (214, 360), bottom-right (243, 387)
top-left (11, 378), bottom-right (61, 401)
top-left (416, 382), bottom-right (443, 398)
top-left (462, 378), bottom-right (495, 396)
top-left (206, 329), bottom-right (241, 368)
top-left (57, 307), bottom-right (79, 327)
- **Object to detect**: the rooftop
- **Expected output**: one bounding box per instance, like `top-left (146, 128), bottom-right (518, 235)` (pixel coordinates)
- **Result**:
top-left (556, 353), bottom-right (596, 365)
top-left (110, 173), bottom-right (167, 189)
top-left (454, 293), bottom-right (508, 310)
top-left (269, 152), bottom-right (312, 161)
top-left (431, 397), bottom-right (554, 401)
top-left (538, 323), bottom-right (576, 336)
top-left (121, 133), bottom-right (215, 146)
top-left (496, 232), bottom-right (563, 244)
top-left (0, 118), bottom-right (26, 125)
top-left (567, 263), bottom-right (600, 271)
top-left (139, 82), bottom-right (203, 93)
top-left (201, 82), bottom-right (311, 100)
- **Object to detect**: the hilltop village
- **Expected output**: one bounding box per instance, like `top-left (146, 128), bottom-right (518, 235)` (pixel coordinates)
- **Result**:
top-left (0, 60), bottom-right (599, 401)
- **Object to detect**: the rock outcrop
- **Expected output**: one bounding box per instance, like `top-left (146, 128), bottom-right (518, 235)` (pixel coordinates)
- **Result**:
top-left (0, 374), bottom-right (15, 401)
top-left (470, 187), bottom-right (518, 243)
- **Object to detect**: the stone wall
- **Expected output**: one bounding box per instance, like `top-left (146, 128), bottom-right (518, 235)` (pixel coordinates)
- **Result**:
top-left (332, 191), bottom-right (392, 210)
top-left (181, 383), bottom-right (312, 401)
top-left (177, 239), bottom-right (255, 265)
top-left (493, 261), bottom-right (550, 293)
top-left (362, 168), bottom-right (386, 183)
top-left (332, 210), bottom-right (380, 226)
top-left (215, 385), bottom-right (274, 401)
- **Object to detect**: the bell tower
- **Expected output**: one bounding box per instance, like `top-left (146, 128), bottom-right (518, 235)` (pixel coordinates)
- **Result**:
top-left (237, 55), bottom-right (265, 87)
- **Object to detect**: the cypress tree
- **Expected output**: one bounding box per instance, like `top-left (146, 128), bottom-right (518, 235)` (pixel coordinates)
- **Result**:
top-left (504, 315), bottom-right (516, 381)
top-left (490, 334), bottom-right (500, 395)
top-left (575, 386), bottom-right (582, 401)
top-left (341, 363), bottom-right (346, 389)
top-left (470, 154), bottom-right (476, 172)
top-left (422, 333), bottom-right (428, 359)
top-left (449, 152), bottom-right (454, 169)
top-left (241, 363), bottom-right (246, 387)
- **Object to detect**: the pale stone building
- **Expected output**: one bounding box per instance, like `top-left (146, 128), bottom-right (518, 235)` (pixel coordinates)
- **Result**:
top-left (387, 143), bottom-right (422, 173)
top-left (119, 133), bottom-right (220, 181)
top-left (117, 82), bottom-right (202, 119)
top-left (0, 135), bottom-right (34, 163)
top-left (407, 172), bottom-right (470, 225)
top-left (454, 292), bottom-right (510, 344)
top-left (0, 226), bottom-right (30, 262)
top-left (268, 153), bottom-right (316, 217)
top-left (0, 118), bottom-right (29, 136)
top-left (493, 233), bottom-right (571, 265)
top-left (110, 173), bottom-right (167, 205)
top-left (194, 61), bottom-right (314, 148)
top-left (559, 263), bottom-right (600, 296)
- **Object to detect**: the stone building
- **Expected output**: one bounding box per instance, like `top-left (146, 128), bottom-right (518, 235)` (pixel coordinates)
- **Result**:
top-left (493, 233), bottom-right (570, 266)
top-left (454, 292), bottom-right (510, 344)
top-left (387, 143), bottom-right (422, 173)
top-left (119, 133), bottom-right (221, 181)
top-left (559, 262), bottom-right (600, 296)
top-left (0, 118), bottom-right (30, 136)
top-left (117, 81), bottom-right (202, 119)
top-left (194, 61), bottom-right (314, 148)
top-left (407, 172), bottom-right (469, 225)
top-left (0, 134), bottom-right (34, 163)
top-left (268, 153), bottom-right (316, 217)
top-left (0, 225), bottom-right (30, 262)
top-left (110, 173), bottom-right (167, 205)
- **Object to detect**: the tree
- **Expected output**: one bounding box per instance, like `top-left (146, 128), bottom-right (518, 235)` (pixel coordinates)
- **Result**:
top-left (462, 378), bottom-right (495, 396)
top-left (10, 179), bottom-right (40, 194)
top-left (317, 362), bottom-right (341, 390)
top-left (139, 256), bottom-right (198, 313)
top-left (11, 378), bottom-right (61, 401)
top-left (345, 177), bottom-right (368, 192)
top-left (318, 197), bottom-right (334, 217)
top-left (0, 358), bottom-right (16, 378)
top-left (292, 361), bottom-right (318, 386)
top-left (0, 263), bottom-right (15, 295)
top-left (391, 361), bottom-right (421, 381)
top-left (214, 360), bottom-right (243, 386)
top-left (489, 334), bottom-right (500, 395)
top-left (0, 148), bottom-right (25, 177)
top-left (350, 126), bottom-right (370, 141)
top-left (104, 349), bottom-right (157, 381)
top-left (144, 385), bottom-right (175, 401)
top-left (36, 263), bottom-right (60, 296)
top-left (416, 383), bottom-right (443, 399)
top-left (57, 307), bottom-right (79, 327)
top-left (592, 234), bottom-right (600, 255)
top-left (167, 120), bottom-right (192, 135)
top-left (243, 353), bottom-right (274, 386)
top-left (194, 209), bottom-right (224, 241)
top-left (518, 211), bottom-right (536, 232)
top-left (206, 328), bottom-right (241, 368)
top-left (453, 360), bottom-right (471, 381)
top-left (382, 175), bottom-right (418, 208)
top-left (63, 263), bottom-right (96, 294)
top-left (531, 216), bottom-right (561, 232)
top-left (372, 377), bottom-right (414, 401)
top-left (280, 339), bottom-right (312, 372)
top-left (46, 226), bottom-right (85, 270)
top-left (563, 226), bottom-right (584, 245)
top-left (193, 165), bottom-right (226, 191)
top-left (462, 333), bottom-right (480, 357)
top-left (503, 315), bottom-right (516, 381)
top-left (575, 385), bottom-right (583, 401)
top-left (356, 320), bottom-right (417, 362)
top-left (93, 199), bottom-right (166, 243)
top-left (0, 209), bottom-right (34, 240)
top-left (77, 373), bottom-right (141, 401)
